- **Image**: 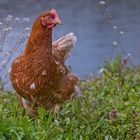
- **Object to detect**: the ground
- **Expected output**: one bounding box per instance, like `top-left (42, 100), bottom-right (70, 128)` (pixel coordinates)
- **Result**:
top-left (0, 57), bottom-right (140, 140)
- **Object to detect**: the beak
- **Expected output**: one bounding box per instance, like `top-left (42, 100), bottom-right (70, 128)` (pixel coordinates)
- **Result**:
top-left (54, 19), bottom-right (61, 25)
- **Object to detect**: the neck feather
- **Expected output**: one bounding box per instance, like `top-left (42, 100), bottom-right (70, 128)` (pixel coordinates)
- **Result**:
top-left (24, 21), bottom-right (52, 56)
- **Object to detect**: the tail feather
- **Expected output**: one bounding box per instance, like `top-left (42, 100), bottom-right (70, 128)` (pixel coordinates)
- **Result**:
top-left (74, 85), bottom-right (83, 97)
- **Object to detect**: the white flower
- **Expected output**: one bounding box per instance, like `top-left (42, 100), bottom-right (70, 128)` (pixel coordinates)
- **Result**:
top-left (120, 31), bottom-right (124, 35)
top-left (113, 26), bottom-right (118, 29)
top-left (2, 27), bottom-right (12, 32)
top-left (99, 1), bottom-right (106, 5)
top-left (5, 17), bottom-right (12, 22)
top-left (2, 28), bottom-right (9, 32)
top-left (14, 17), bottom-right (20, 21)
top-left (30, 82), bottom-right (36, 90)
top-left (113, 41), bottom-right (118, 46)
top-left (127, 53), bottom-right (131, 57)
top-left (23, 17), bottom-right (30, 22)
top-left (24, 27), bottom-right (30, 32)
top-left (99, 68), bottom-right (105, 73)
top-left (7, 15), bottom-right (13, 19)
top-left (7, 27), bottom-right (12, 31)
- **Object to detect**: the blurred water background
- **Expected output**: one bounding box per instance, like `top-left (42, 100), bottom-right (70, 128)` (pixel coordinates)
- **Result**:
top-left (0, 0), bottom-right (140, 90)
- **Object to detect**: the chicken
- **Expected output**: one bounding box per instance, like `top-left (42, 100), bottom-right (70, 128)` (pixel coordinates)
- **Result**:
top-left (10, 9), bottom-right (81, 116)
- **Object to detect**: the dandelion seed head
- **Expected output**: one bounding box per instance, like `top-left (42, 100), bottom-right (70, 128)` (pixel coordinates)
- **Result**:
top-left (14, 17), bottom-right (20, 21)
top-left (127, 53), bottom-right (131, 57)
top-left (113, 41), bottom-right (118, 46)
top-left (120, 31), bottom-right (124, 35)
top-left (7, 27), bottom-right (12, 31)
top-left (113, 26), bottom-right (118, 29)
top-left (7, 15), bottom-right (13, 19)
top-left (99, 1), bottom-right (106, 5)
top-left (5, 17), bottom-right (11, 22)
top-left (23, 17), bottom-right (30, 22)
top-left (2, 28), bottom-right (9, 32)
top-left (24, 27), bottom-right (30, 32)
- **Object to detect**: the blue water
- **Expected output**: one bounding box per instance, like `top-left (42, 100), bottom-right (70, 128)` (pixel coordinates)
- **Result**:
top-left (0, 0), bottom-right (140, 89)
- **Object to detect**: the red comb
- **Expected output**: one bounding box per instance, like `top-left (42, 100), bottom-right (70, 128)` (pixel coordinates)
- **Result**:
top-left (50, 9), bottom-right (58, 17)
top-left (51, 9), bottom-right (57, 13)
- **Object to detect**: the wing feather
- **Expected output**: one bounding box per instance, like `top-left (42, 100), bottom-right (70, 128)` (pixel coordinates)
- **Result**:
top-left (52, 32), bottom-right (77, 62)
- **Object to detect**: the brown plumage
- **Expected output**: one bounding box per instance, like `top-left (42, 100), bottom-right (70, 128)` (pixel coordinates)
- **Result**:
top-left (10, 9), bottom-right (81, 116)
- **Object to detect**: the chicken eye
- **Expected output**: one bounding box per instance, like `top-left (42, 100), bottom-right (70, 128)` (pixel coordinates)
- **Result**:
top-left (47, 16), bottom-right (53, 20)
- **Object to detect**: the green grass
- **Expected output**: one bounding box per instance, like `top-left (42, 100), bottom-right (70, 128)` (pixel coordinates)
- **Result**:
top-left (0, 58), bottom-right (140, 140)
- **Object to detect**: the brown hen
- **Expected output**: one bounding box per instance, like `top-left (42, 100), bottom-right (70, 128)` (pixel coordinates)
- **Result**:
top-left (10, 9), bottom-right (81, 116)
